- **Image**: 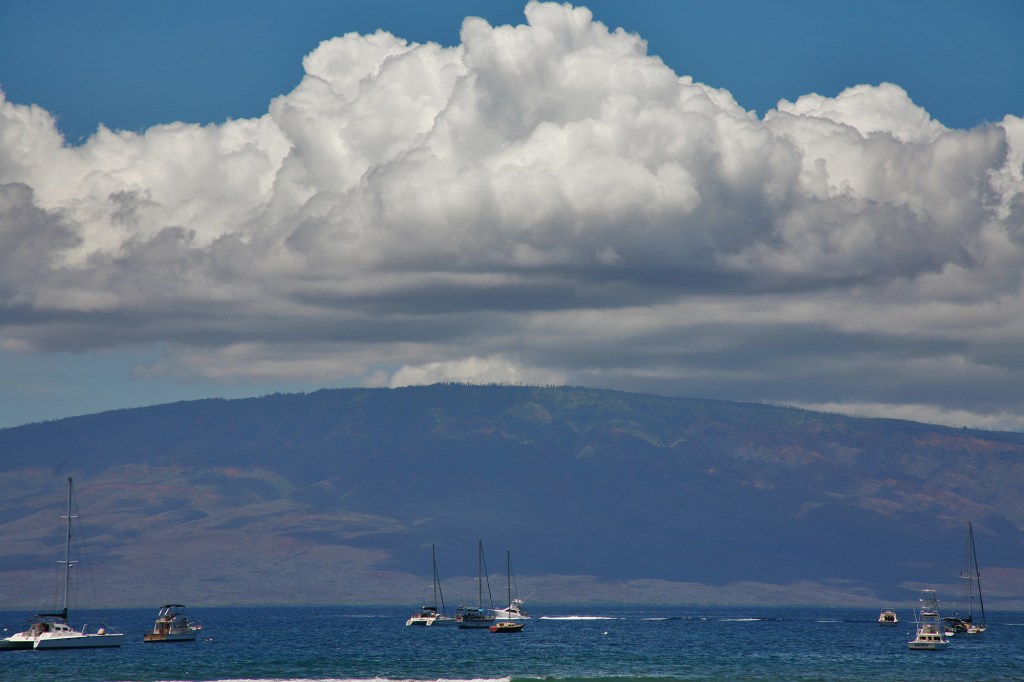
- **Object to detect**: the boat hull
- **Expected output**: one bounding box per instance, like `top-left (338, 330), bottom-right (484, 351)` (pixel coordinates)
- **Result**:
top-left (457, 617), bottom-right (495, 629)
top-left (144, 631), bottom-right (198, 642)
top-left (34, 633), bottom-right (125, 649)
top-left (491, 607), bottom-right (529, 620)
top-left (406, 615), bottom-right (456, 627)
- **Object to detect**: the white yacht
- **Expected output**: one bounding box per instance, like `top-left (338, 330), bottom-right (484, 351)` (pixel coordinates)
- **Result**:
top-left (877, 609), bottom-right (898, 626)
top-left (907, 589), bottom-right (949, 650)
top-left (144, 604), bottom-right (202, 642)
top-left (492, 597), bottom-right (529, 620)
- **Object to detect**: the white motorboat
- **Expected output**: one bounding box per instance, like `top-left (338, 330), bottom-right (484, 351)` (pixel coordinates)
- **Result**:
top-left (456, 540), bottom-right (496, 629)
top-left (406, 545), bottom-right (456, 627)
top-left (1, 478), bottom-right (123, 650)
top-left (144, 604), bottom-right (202, 642)
top-left (492, 598), bottom-right (529, 620)
top-left (877, 609), bottom-right (898, 626)
top-left (907, 589), bottom-right (949, 650)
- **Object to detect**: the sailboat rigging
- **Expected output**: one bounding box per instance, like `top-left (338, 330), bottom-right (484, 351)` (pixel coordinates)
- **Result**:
top-left (406, 544), bottom-right (455, 626)
top-left (944, 521), bottom-right (987, 634)
top-left (456, 540), bottom-right (495, 628)
top-left (0, 477), bottom-right (123, 649)
top-left (491, 550), bottom-right (529, 619)
top-left (489, 550), bottom-right (525, 633)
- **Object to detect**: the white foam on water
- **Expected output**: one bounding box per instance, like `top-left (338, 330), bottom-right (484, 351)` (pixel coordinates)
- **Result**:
top-left (181, 678), bottom-right (513, 682)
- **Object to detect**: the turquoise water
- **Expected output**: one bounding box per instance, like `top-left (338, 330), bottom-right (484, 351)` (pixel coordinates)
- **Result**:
top-left (2, 605), bottom-right (1023, 681)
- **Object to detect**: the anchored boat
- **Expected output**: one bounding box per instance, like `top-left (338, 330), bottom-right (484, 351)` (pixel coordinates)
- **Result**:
top-left (907, 589), bottom-right (949, 651)
top-left (491, 550), bottom-right (530, 620)
top-left (0, 478), bottom-right (123, 650)
top-left (456, 540), bottom-right (496, 629)
top-left (406, 544), bottom-right (456, 626)
top-left (489, 550), bottom-right (526, 633)
top-left (944, 522), bottom-right (987, 635)
top-left (144, 604), bottom-right (202, 642)
top-left (877, 609), bottom-right (898, 626)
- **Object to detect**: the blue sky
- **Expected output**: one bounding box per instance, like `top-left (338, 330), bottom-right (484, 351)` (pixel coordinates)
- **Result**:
top-left (0, 0), bottom-right (1023, 429)
top-left (3, 0), bottom-right (1020, 141)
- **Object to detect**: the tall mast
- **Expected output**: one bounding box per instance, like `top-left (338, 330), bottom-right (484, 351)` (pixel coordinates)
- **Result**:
top-left (970, 522), bottom-right (986, 624)
top-left (477, 540), bottom-right (483, 608)
top-left (964, 523), bottom-right (974, 619)
top-left (58, 477), bottom-right (77, 620)
top-left (432, 543), bottom-right (448, 615)
top-left (507, 551), bottom-right (512, 607)
top-left (431, 544), bottom-right (439, 608)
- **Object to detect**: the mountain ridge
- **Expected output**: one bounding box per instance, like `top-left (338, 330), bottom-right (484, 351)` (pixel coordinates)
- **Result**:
top-left (1, 384), bottom-right (1022, 610)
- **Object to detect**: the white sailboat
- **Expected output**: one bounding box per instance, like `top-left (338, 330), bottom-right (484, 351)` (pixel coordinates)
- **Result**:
top-left (489, 550), bottom-right (525, 633)
top-left (491, 550), bottom-right (530, 620)
top-left (0, 478), bottom-right (123, 650)
top-left (944, 521), bottom-right (987, 635)
top-left (406, 544), bottom-right (456, 626)
top-left (456, 540), bottom-right (495, 629)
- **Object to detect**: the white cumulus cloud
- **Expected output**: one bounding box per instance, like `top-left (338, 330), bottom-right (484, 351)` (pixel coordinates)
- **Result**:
top-left (1, 1), bottom-right (1023, 427)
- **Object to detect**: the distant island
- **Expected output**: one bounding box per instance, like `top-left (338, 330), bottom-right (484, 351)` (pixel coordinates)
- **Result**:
top-left (1, 384), bottom-right (1022, 610)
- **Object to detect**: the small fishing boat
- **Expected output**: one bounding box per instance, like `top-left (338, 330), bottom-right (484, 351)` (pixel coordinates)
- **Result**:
top-left (489, 620), bottom-right (524, 633)
top-left (406, 544), bottom-right (456, 627)
top-left (1, 478), bottom-right (123, 650)
top-left (877, 609), bottom-right (898, 626)
top-left (143, 604), bottom-right (201, 642)
top-left (907, 589), bottom-right (949, 650)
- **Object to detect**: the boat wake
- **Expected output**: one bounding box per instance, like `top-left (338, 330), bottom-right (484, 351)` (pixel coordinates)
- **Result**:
top-left (539, 615), bottom-right (618, 621)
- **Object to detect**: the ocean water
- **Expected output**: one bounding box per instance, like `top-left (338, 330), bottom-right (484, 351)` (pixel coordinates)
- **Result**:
top-left (1, 604), bottom-right (1023, 681)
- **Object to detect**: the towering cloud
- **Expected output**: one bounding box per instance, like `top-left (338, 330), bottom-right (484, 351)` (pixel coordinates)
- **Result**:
top-left (1, 2), bottom-right (1022, 427)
